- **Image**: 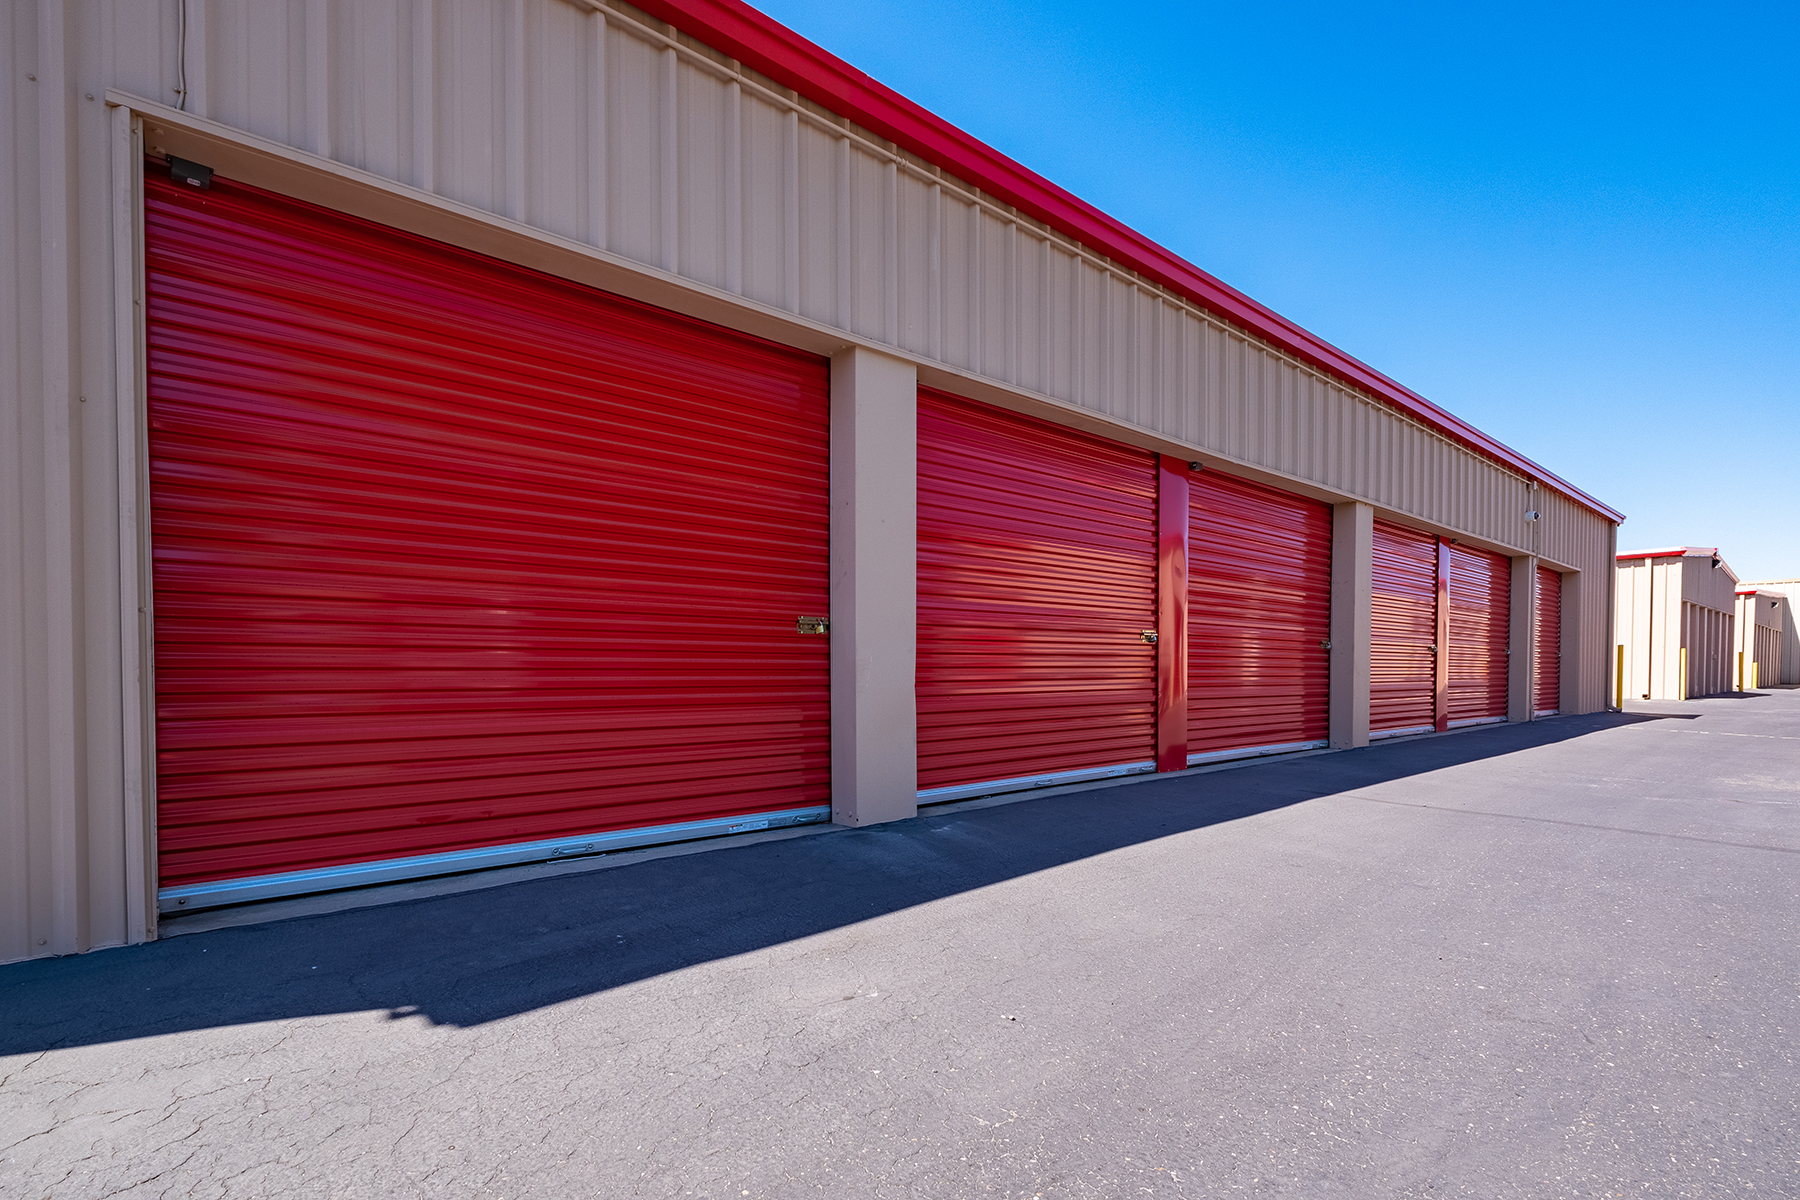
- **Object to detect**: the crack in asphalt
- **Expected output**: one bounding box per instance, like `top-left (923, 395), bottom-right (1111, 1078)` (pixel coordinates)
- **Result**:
top-left (1339, 793), bottom-right (1800, 855)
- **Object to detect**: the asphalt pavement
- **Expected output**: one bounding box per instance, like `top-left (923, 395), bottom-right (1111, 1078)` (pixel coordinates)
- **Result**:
top-left (4, 689), bottom-right (1798, 1199)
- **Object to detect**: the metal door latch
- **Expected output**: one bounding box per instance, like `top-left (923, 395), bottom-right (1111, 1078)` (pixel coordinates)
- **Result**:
top-left (1140, 630), bottom-right (1158, 645)
top-left (1319, 639), bottom-right (1332, 650)
top-left (1428, 644), bottom-right (1438, 654)
top-left (796, 616), bottom-right (829, 635)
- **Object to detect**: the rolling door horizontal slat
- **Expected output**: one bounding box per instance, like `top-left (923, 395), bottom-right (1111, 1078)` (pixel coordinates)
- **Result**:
top-left (147, 170), bottom-right (830, 891)
top-left (1187, 472), bottom-right (1331, 757)
top-left (917, 390), bottom-right (1157, 792)
top-left (1371, 522), bottom-right (1438, 734)
top-left (1535, 566), bottom-right (1562, 713)
top-left (1446, 544), bottom-right (1510, 723)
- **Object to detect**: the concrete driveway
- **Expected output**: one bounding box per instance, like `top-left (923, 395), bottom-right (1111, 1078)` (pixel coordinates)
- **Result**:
top-left (5, 690), bottom-right (1798, 1199)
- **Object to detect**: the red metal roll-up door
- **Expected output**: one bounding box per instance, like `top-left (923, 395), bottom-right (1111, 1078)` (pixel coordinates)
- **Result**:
top-left (1371, 521), bottom-right (1438, 734)
top-left (1446, 545), bottom-right (1510, 723)
top-left (146, 170), bottom-right (830, 893)
top-left (1187, 472), bottom-right (1332, 759)
top-left (917, 390), bottom-right (1158, 794)
top-left (1535, 566), bottom-right (1562, 714)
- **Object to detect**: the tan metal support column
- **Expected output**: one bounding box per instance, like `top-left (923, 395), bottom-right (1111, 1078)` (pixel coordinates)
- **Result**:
top-left (829, 346), bottom-right (918, 827)
top-left (1329, 501), bottom-right (1372, 749)
top-left (1509, 555), bottom-right (1536, 721)
top-left (1591, 531), bottom-right (1608, 712)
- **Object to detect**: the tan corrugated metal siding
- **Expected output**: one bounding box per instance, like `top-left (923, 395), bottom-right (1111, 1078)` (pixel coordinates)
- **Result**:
top-left (1739, 580), bottom-right (1800, 684)
top-left (98, 0), bottom-right (1565, 553)
top-left (5, 0), bottom-right (151, 964)
top-left (1534, 487), bottom-right (1611, 712)
top-left (1679, 556), bottom-right (1739, 613)
top-left (1615, 554), bottom-right (1740, 701)
top-left (2, 0), bottom-right (1619, 962)
top-left (1738, 592), bottom-right (1786, 690)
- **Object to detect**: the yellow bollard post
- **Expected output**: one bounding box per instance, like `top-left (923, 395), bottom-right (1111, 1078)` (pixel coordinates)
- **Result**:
top-left (1680, 647), bottom-right (1688, 700)
top-left (1615, 644), bottom-right (1625, 709)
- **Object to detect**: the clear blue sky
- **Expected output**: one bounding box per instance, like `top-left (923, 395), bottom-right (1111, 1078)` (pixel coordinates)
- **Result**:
top-left (755, 0), bottom-right (1800, 581)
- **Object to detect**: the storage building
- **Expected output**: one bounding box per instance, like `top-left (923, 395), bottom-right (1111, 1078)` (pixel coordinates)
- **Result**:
top-left (1736, 589), bottom-right (1790, 691)
top-left (1, 0), bottom-right (1624, 963)
top-left (1737, 579), bottom-right (1800, 685)
top-left (1613, 548), bottom-right (1738, 701)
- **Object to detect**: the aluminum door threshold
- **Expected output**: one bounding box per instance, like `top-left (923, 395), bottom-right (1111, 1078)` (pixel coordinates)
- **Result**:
top-left (1186, 739), bottom-right (1327, 768)
top-left (917, 761), bottom-right (1156, 807)
top-left (158, 806), bottom-right (831, 914)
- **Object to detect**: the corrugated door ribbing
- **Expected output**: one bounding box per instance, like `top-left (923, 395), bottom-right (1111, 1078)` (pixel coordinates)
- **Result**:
top-left (1187, 472), bottom-right (1331, 756)
top-left (1371, 521), bottom-right (1438, 734)
top-left (1446, 545), bottom-right (1510, 722)
top-left (1535, 566), bottom-right (1561, 712)
top-left (917, 390), bottom-right (1158, 792)
top-left (146, 170), bottom-right (830, 890)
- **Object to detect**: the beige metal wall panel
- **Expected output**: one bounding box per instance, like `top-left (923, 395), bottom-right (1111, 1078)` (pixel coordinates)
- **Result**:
top-left (4, 0), bottom-right (146, 965)
top-left (1740, 580), bottom-right (1800, 684)
top-left (0, 1), bottom-right (39, 966)
top-left (1617, 551), bottom-right (1741, 701)
top-left (1616, 555), bottom-right (1741, 702)
top-left (1678, 602), bottom-right (1732, 698)
top-left (51, 0), bottom-right (1594, 563)
top-left (0, 0), bottom-right (1622, 961)
top-left (1655, 561), bottom-right (1684, 700)
top-left (1532, 487), bottom-right (1609, 712)
top-left (1736, 593), bottom-right (1783, 688)
top-left (1680, 556), bottom-right (1738, 613)
top-left (1712, 609), bottom-right (1728, 695)
top-left (1617, 560), bottom-right (1650, 701)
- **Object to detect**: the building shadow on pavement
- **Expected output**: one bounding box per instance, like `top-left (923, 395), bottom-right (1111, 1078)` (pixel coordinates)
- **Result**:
top-left (1, 711), bottom-right (1694, 1054)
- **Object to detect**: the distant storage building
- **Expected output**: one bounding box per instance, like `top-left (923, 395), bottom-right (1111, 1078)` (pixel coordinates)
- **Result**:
top-left (1737, 580), bottom-right (1800, 685)
top-left (1736, 590), bottom-right (1792, 690)
top-left (2, 0), bottom-right (1623, 963)
top-left (1614, 548), bottom-right (1739, 701)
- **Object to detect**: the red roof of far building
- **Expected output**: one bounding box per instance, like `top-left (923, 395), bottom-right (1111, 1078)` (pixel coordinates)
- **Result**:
top-left (1616, 547), bottom-right (1718, 561)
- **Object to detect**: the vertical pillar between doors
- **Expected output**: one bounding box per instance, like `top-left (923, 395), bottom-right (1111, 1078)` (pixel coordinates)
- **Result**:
top-left (1329, 502), bottom-right (1372, 749)
top-left (1510, 555), bottom-right (1536, 722)
top-left (829, 346), bottom-right (917, 826)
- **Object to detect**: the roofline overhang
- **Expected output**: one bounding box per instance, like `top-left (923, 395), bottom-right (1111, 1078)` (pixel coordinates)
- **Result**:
top-left (632, 0), bottom-right (1628, 525)
top-left (1616, 546), bottom-right (1718, 561)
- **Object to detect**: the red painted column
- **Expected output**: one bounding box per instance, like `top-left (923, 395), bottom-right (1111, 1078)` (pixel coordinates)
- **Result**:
top-left (1435, 537), bottom-right (1452, 732)
top-left (1156, 456), bottom-right (1191, 771)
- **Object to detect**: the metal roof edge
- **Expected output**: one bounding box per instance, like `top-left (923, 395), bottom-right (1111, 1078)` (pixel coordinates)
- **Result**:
top-left (631, 0), bottom-right (1626, 525)
top-left (1616, 546), bottom-right (1718, 560)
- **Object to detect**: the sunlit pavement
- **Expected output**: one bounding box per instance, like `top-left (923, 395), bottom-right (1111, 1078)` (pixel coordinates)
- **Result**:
top-left (4, 689), bottom-right (1797, 1199)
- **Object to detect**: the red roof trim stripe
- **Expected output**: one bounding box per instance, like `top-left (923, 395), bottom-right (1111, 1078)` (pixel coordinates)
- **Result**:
top-left (1616, 547), bottom-right (1717, 561)
top-left (631, 0), bottom-right (1625, 524)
